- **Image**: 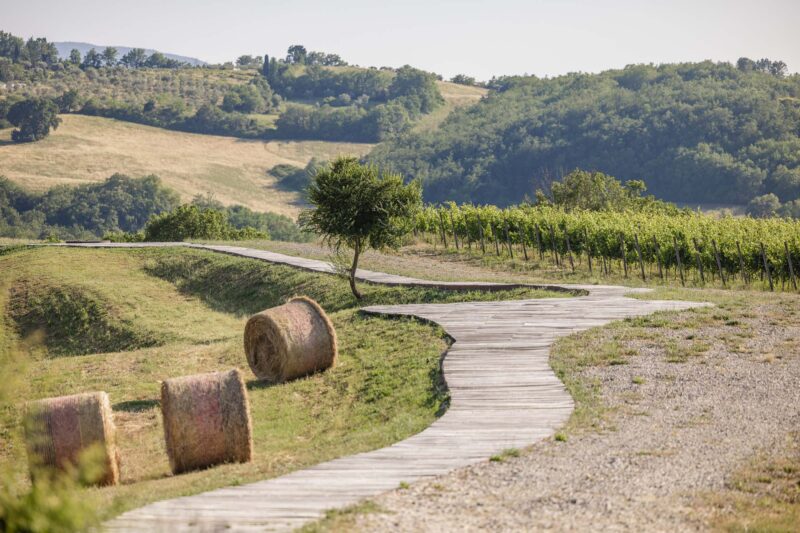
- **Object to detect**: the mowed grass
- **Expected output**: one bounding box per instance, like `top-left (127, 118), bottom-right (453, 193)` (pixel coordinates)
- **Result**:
top-left (0, 115), bottom-right (374, 218)
top-left (0, 246), bottom-right (563, 520)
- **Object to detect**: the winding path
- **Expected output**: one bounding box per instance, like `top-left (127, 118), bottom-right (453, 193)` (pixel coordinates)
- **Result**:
top-left (61, 243), bottom-right (705, 532)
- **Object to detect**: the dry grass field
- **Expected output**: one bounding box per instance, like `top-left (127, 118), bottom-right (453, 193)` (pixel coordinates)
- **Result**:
top-left (0, 115), bottom-right (374, 217)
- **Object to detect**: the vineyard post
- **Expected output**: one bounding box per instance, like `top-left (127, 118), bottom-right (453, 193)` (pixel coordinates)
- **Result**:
top-left (535, 225), bottom-right (544, 260)
top-left (584, 229), bottom-right (593, 275)
top-left (692, 238), bottom-right (705, 284)
top-left (736, 241), bottom-right (748, 285)
top-left (565, 230), bottom-right (575, 272)
top-left (619, 235), bottom-right (628, 278)
top-left (711, 239), bottom-right (726, 287)
top-left (492, 223), bottom-right (500, 255)
top-left (450, 212), bottom-right (460, 250)
top-left (503, 220), bottom-right (514, 259)
top-left (760, 242), bottom-right (774, 291)
top-left (518, 223), bottom-right (529, 261)
top-left (549, 225), bottom-right (560, 267)
top-left (438, 210), bottom-right (448, 249)
top-left (476, 214), bottom-right (486, 254)
top-left (673, 236), bottom-right (685, 287)
top-left (652, 235), bottom-right (664, 280)
top-left (634, 234), bottom-right (646, 281)
top-left (785, 241), bottom-right (797, 290)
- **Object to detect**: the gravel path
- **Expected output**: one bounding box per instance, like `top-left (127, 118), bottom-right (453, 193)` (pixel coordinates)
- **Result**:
top-left (351, 298), bottom-right (800, 532)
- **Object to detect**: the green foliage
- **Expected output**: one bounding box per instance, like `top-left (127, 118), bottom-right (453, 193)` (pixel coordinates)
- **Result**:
top-left (220, 78), bottom-right (273, 113)
top-left (300, 157), bottom-right (422, 297)
top-left (450, 74), bottom-right (477, 86)
top-left (7, 98), bottom-right (61, 142)
top-left (541, 170), bottom-right (678, 214)
top-left (7, 280), bottom-right (160, 356)
top-left (747, 193), bottom-right (782, 218)
top-left (1, 30), bottom-right (443, 144)
top-left (270, 65), bottom-right (443, 142)
top-left (372, 60), bottom-right (800, 206)
top-left (143, 204), bottom-right (266, 241)
top-left (388, 65), bottom-right (444, 115)
top-left (0, 468), bottom-right (99, 532)
top-left (190, 193), bottom-right (311, 242)
top-left (418, 202), bottom-right (800, 282)
top-left (0, 174), bottom-right (180, 240)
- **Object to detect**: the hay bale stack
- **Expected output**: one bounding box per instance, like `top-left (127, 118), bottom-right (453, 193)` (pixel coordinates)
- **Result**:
top-left (243, 296), bottom-right (337, 383)
top-left (24, 391), bottom-right (120, 486)
top-left (161, 369), bottom-right (253, 475)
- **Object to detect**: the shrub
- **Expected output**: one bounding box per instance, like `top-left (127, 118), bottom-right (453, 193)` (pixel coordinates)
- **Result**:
top-left (143, 204), bottom-right (268, 242)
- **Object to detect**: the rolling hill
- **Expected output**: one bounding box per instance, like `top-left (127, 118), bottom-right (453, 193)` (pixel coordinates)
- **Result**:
top-left (0, 115), bottom-right (374, 217)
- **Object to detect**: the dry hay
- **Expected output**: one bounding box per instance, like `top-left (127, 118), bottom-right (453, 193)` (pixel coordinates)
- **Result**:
top-left (243, 296), bottom-right (338, 383)
top-left (24, 391), bottom-right (120, 486)
top-left (160, 368), bottom-right (253, 475)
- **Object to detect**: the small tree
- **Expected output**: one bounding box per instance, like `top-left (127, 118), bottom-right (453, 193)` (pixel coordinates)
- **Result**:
top-left (68, 48), bottom-right (81, 65)
top-left (746, 193), bottom-right (781, 218)
top-left (102, 47), bottom-right (118, 67)
top-left (7, 98), bottom-right (61, 142)
top-left (300, 157), bottom-right (421, 299)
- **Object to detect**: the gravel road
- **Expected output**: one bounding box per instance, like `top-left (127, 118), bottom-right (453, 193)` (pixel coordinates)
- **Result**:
top-left (349, 299), bottom-right (800, 532)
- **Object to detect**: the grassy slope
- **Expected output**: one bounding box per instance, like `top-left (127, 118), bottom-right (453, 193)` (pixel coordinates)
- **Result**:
top-left (0, 246), bottom-right (561, 520)
top-left (411, 81), bottom-right (487, 133)
top-left (0, 79), bottom-right (484, 221)
top-left (0, 115), bottom-right (374, 218)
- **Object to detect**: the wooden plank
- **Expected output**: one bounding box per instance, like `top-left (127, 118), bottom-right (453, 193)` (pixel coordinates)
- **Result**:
top-left (55, 243), bottom-right (705, 532)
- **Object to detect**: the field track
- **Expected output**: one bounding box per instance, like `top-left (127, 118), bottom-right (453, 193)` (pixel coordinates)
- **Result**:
top-left (57, 243), bottom-right (705, 532)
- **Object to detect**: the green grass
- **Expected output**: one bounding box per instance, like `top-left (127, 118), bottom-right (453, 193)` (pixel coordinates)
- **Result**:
top-left (710, 432), bottom-right (800, 532)
top-left (489, 448), bottom-right (521, 462)
top-left (0, 246), bottom-right (564, 520)
top-left (298, 500), bottom-right (384, 533)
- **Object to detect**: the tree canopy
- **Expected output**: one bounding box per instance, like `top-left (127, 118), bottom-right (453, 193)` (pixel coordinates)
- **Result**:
top-left (7, 98), bottom-right (61, 142)
top-left (370, 60), bottom-right (800, 207)
top-left (0, 174), bottom-right (180, 239)
top-left (300, 157), bottom-right (421, 298)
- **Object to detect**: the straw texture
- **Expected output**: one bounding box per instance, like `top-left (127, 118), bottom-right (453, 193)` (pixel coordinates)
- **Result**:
top-left (160, 369), bottom-right (253, 475)
top-left (243, 296), bottom-right (338, 383)
top-left (24, 391), bottom-right (120, 486)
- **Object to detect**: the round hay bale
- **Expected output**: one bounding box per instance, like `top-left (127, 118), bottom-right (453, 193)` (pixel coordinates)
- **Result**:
top-left (161, 368), bottom-right (253, 475)
top-left (24, 391), bottom-right (120, 486)
top-left (243, 296), bottom-right (337, 383)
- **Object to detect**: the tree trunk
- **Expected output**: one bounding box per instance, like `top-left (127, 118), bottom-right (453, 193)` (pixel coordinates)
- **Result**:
top-left (349, 241), bottom-right (363, 299)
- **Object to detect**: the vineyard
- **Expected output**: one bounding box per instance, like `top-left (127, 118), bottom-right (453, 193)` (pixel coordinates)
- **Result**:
top-left (415, 204), bottom-right (800, 291)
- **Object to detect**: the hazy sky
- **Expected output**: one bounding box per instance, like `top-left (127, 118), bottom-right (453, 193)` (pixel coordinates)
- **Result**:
top-left (3, 0), bottom-right (799, 80)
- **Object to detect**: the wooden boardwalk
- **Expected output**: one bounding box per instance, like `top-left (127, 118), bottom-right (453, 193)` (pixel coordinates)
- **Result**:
top-left (60, 243), bottom-right (705, 532)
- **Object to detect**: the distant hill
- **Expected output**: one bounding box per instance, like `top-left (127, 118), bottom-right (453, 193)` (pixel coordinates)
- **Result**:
top-left (53, 42), bottom-right (207, 66)
top-left (370, 60), bottom-right (800, 207)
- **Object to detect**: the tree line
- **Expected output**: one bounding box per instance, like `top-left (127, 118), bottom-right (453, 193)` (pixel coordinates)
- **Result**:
top-left (0, 175), bottom-right (309, 242)
top-left (1, 31), bottom-right (445, 143)
top-left (0, 30), bottom-right (187, 81)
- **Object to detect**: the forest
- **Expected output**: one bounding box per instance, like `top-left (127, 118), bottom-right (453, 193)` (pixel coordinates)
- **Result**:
top-left (370, 60), bottom-right (800, 208)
